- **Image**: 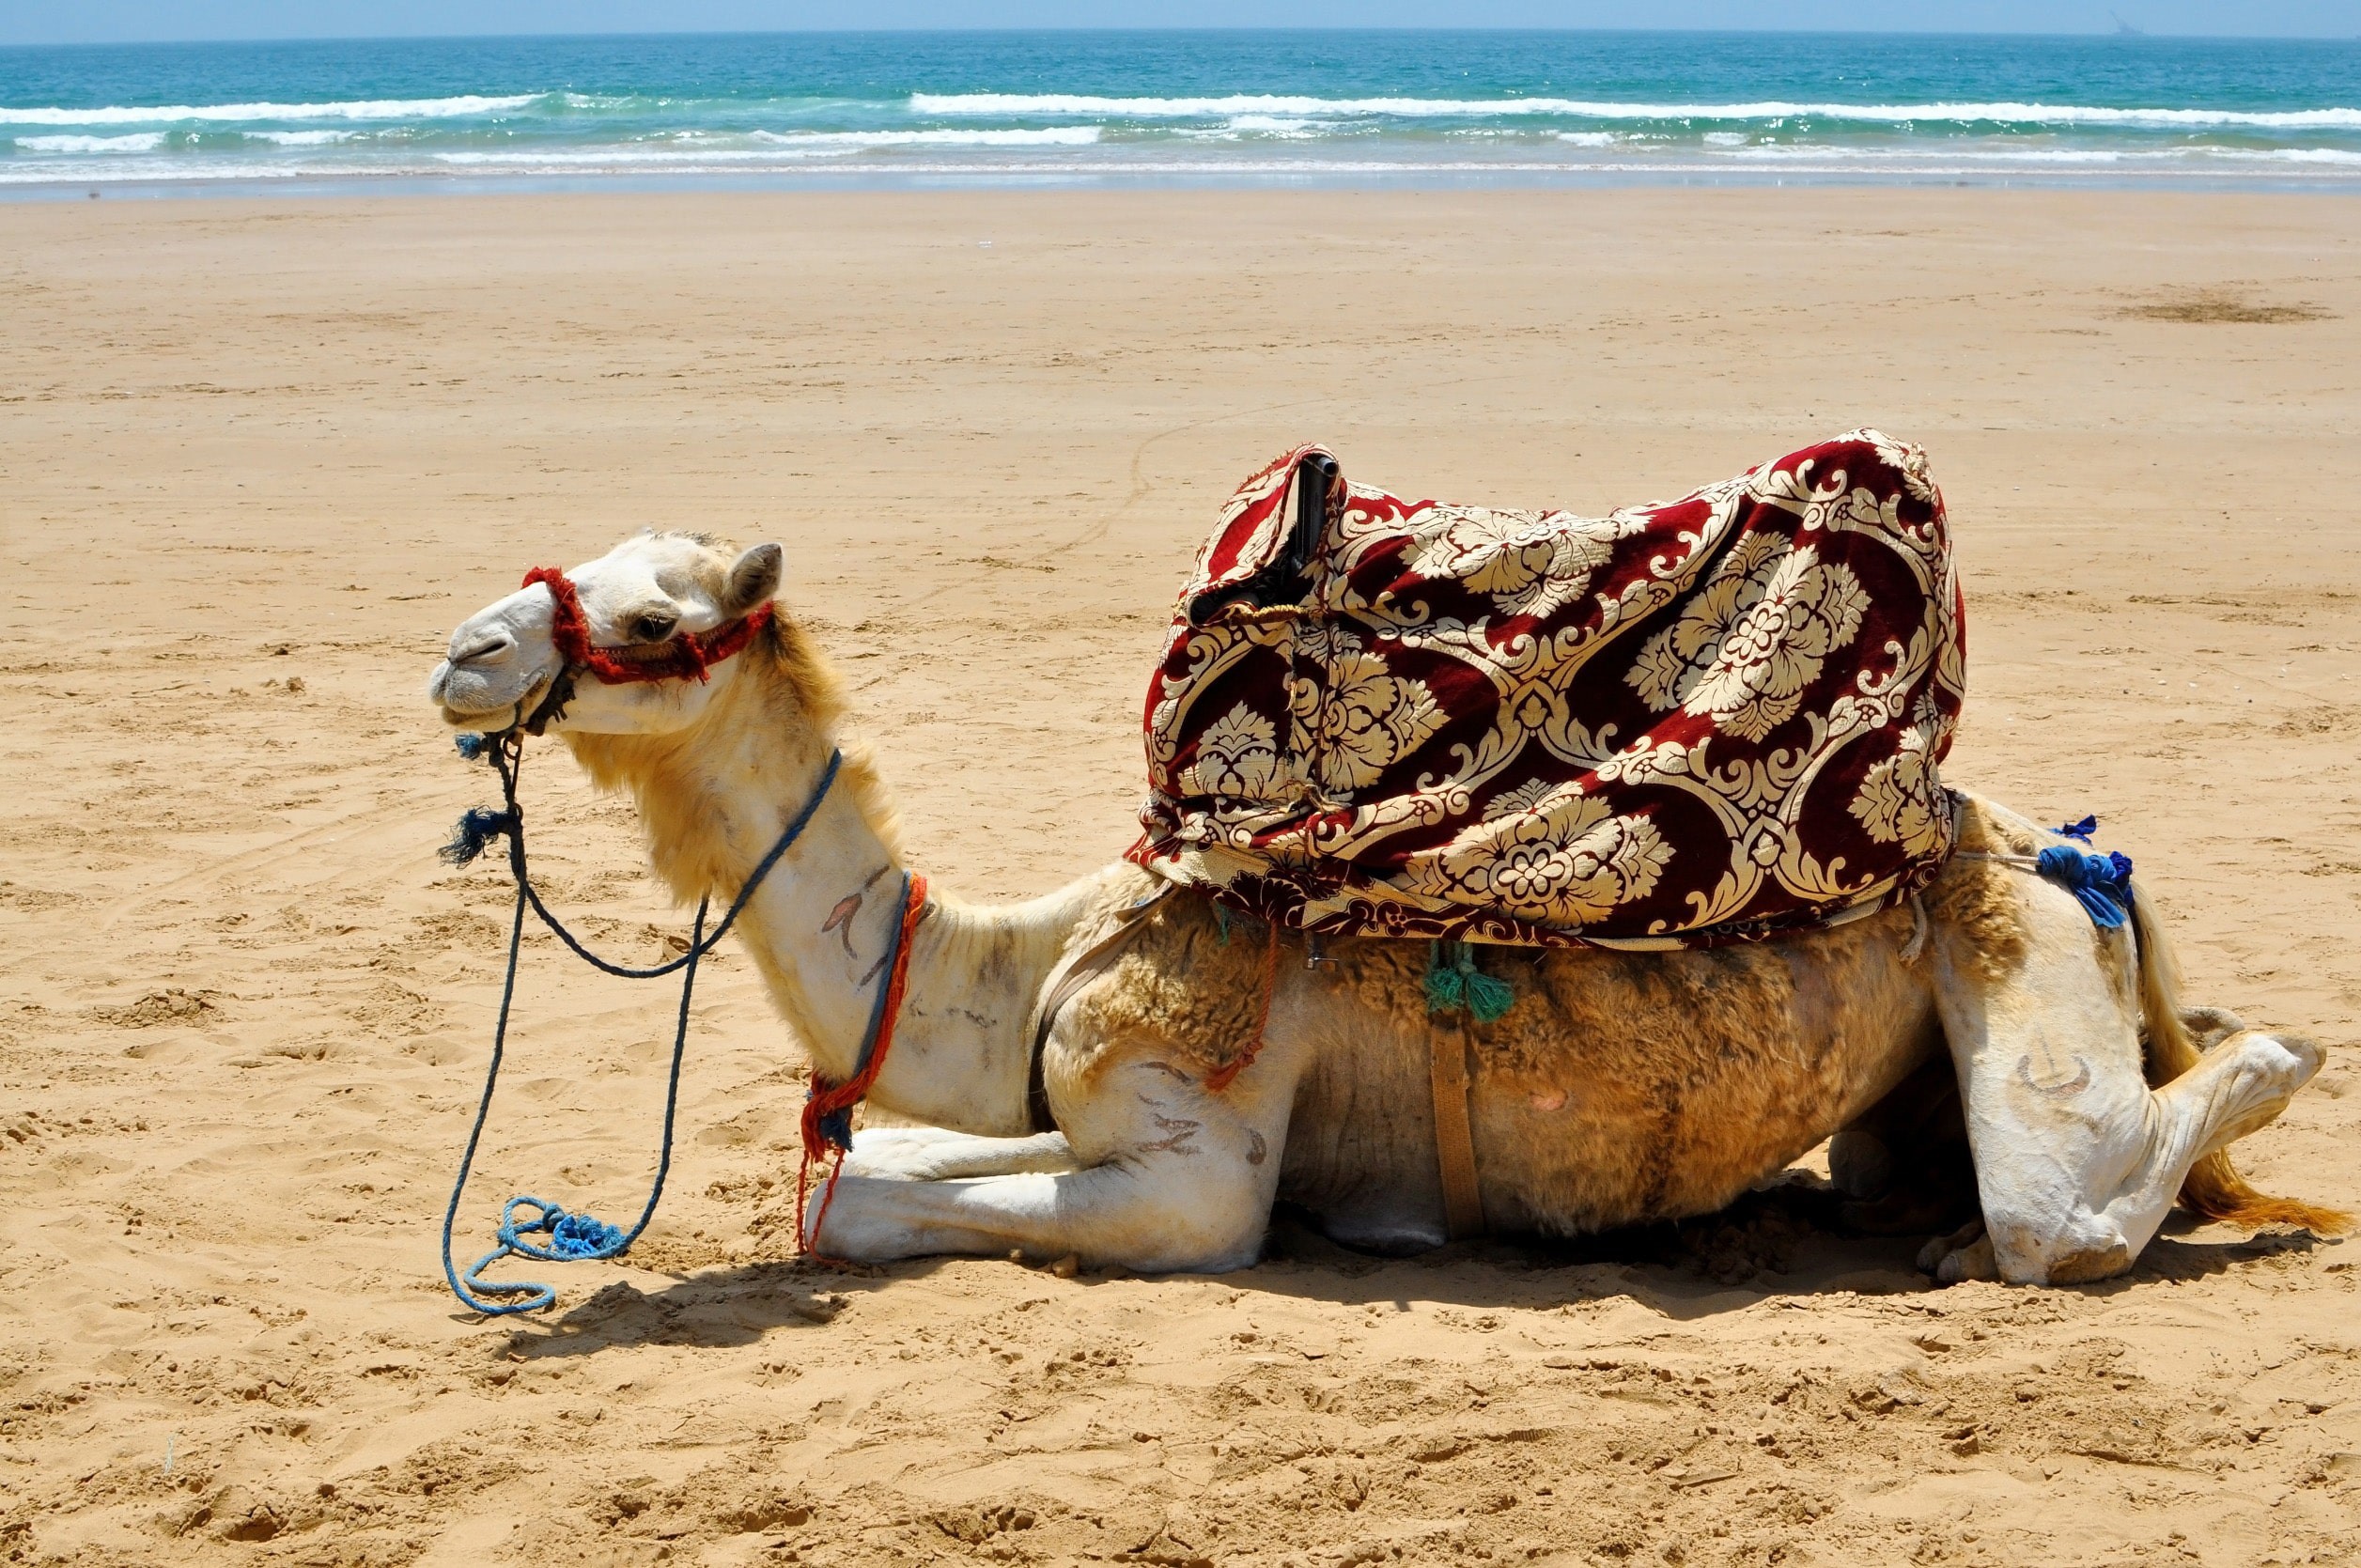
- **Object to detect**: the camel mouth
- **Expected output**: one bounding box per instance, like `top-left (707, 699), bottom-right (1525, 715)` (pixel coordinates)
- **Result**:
top-left (434, 667), bottom-right (554, 730)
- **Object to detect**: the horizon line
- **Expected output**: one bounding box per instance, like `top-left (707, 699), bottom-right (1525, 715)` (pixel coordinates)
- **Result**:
top-left (8, 25), bottom-right (2361, 50)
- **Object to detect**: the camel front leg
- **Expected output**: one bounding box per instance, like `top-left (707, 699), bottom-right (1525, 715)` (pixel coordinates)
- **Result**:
top-left (807, 1054), bottom-right (1292, 1273)
top-left (841, 1126), bottom-right (1079, 1181)
top-left (1930, 877), bottom-right (2321, 1284)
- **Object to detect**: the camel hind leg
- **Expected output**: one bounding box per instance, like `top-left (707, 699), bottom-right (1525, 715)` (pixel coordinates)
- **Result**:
top-left (1925, 860), bottom-right (2325, 1284)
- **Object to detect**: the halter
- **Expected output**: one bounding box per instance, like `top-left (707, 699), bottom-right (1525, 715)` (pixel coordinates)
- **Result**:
top-left (522, 565), bottom-right (774, 687)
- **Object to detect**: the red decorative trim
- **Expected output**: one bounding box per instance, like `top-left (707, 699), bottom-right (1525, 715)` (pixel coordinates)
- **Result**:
top-left (796, 873), bottom-right (930, 1258)
top-left (521, 566), bottom-right (774, 686)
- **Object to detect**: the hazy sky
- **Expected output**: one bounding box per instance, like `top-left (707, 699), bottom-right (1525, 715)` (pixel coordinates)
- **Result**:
top-left (4, 1), bottom-right (2355, 47)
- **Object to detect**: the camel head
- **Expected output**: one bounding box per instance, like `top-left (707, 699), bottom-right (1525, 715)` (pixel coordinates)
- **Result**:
top-left (427, 531), bottom-right (784, 737)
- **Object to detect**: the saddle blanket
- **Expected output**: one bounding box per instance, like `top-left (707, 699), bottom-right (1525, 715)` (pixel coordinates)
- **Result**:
top-left (1127, 430), bottom-right (1966, 949)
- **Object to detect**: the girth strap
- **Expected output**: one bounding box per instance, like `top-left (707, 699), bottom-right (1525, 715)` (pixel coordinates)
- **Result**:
top-left (1429, 1019), bottom-right (1487, 1241)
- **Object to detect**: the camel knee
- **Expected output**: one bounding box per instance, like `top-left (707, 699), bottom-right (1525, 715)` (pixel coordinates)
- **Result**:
top-left (1967, 1032), bottom-right (2320, 1286)
top-left (1106, 1165), bottom-right (1271, 1272)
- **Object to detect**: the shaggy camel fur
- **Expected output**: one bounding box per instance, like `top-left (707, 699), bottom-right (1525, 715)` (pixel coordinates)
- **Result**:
top-left (427, 532), bottom-right (2343, 1285)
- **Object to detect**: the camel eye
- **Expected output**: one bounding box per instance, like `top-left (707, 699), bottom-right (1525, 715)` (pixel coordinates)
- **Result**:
top-left (629, 611), bottom-right (677, 644)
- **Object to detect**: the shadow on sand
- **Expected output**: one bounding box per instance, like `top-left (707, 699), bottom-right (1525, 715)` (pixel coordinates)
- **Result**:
top-left (475, 1174), bottom-right (2338, 1359)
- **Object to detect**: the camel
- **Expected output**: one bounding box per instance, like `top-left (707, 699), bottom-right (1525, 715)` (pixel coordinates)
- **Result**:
top-left (426, 529), bottom-right (2341, 1286)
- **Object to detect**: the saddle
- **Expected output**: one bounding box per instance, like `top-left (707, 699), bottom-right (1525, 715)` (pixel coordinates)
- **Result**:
top-left (1128, 430), bottom-right (1966, 949)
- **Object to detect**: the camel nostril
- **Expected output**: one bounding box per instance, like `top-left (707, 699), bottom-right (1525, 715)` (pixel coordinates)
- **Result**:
top-left (450, 632), bottom-right (516, 668)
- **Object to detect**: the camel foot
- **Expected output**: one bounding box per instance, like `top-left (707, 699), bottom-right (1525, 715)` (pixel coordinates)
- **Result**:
top-left (1918, 1219), bottom-right (1996, 1282)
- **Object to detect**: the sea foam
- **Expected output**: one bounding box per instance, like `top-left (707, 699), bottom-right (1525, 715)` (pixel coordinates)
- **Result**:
top-left (909, 92), bottom-right (2361, 131)
top-left (14, 132), bottom-right (165, 152)
top-left (0, 93), bottom-right (542, 125)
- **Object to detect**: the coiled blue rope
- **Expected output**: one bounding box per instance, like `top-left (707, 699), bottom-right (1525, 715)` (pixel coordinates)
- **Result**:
top-left (437, 734), bottom-right (843, 1315)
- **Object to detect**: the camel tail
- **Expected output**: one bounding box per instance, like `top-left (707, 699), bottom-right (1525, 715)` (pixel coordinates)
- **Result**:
top-left (2129, 878), bottom-right (2351, 1234)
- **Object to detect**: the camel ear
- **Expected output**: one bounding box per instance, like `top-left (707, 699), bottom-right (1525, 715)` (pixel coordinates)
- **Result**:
top-left (721, 542), bottom-right (784, 617)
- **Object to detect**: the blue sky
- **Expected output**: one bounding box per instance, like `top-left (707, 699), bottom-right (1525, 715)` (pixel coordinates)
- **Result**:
top-left (5, 3), bottom-right (2356, 46)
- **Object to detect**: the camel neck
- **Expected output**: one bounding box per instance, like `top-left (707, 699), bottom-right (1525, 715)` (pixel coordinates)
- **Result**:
top-left (571, 652), bottom-right (1085, 1137)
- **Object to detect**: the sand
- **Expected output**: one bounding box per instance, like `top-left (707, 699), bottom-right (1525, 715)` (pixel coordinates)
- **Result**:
top-left (4, 187), bottom-right (2360, 1566)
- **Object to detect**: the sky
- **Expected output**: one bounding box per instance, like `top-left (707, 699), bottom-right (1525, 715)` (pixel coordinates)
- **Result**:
top-left (2, 0), bottom-right (2355, 46)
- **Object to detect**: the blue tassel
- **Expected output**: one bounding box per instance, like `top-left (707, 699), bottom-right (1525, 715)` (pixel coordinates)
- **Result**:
top-left (441, 806), bottom-right (518, 867)
top-left (454, 732), bottom-right (490, 763)
top-left (2036, 845), bottom-right (2135, 930)
top-left (813, 1105), bottom-right (856, 1154)
top-left (2055, 815), bottom-right (2098, 843)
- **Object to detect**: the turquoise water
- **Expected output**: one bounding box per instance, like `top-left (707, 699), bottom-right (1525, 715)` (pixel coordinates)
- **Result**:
top-left (4, 30), bottom-right (2359, 192)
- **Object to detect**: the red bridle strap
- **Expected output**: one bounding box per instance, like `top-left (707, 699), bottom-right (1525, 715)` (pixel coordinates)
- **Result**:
top-left (521, 566), bottom-right (774, 686)
top-left (797, 873), bottom-right (931, 1259)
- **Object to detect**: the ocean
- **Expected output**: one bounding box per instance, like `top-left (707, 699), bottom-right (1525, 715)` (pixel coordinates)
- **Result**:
top-left (4, 29), bottom-right (2359, 194)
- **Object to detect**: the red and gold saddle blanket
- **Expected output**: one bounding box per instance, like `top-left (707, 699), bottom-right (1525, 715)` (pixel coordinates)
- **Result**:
top-left (1127, 431), bottom-right (1966, 949)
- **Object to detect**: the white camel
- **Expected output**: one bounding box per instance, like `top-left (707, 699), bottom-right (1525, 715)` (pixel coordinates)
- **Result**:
top-left (426, 531), bottom-right (2340, 1286)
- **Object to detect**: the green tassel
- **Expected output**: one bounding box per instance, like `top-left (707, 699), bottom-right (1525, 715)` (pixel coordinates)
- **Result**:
top-left (1424, 940), bottom-right (1514, 1022)
top-left (1213, 906), bottom-right (1232, 946)
top-left (1464, 969), bottom-right (1515, 1024)
top-left (1423, 940), bottom-right (1466, 1015)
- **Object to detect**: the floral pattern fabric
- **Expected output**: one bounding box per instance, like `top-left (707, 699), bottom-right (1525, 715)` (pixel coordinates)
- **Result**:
top-left (1128, 431), bottom-right (1967, 948)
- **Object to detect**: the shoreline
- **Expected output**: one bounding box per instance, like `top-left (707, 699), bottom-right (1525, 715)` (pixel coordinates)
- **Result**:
top-left (12, 163), bottom-right (2361, 200)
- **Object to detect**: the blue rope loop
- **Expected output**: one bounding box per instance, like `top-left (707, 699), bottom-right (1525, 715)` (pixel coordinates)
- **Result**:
top-left (2037, 842), bottom-right (2136, 931)
top-left (439, 736), bottom-right (847, 1317)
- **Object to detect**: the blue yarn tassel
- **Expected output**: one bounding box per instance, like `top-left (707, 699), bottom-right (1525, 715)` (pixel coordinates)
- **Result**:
top-left (454, 732), bottom-right (491, 763)
top-left (812, 1105), bottom-right (857, 1154)
top-left (442, 807), bottom-right (519, 867)
top-left (2036, 845), bottom-right (2136, 930)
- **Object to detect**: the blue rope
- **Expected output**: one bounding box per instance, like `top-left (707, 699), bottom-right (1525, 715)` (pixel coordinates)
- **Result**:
top-left (438, 735), bottom-right (843, 1315)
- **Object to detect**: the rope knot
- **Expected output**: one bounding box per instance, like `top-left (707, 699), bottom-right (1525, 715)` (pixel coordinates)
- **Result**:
top-left (441, 806), bottom-right (519, 867)
top-left (2036, 844), bottom-right (2136, 931)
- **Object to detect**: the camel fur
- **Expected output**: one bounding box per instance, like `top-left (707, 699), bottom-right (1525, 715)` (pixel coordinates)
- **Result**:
top-left (427, 531), bottom-right (2345, 1285)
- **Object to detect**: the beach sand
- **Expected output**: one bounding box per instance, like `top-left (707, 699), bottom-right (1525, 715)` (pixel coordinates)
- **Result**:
top-left (4, 187), bottom-right (2361, 1566)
